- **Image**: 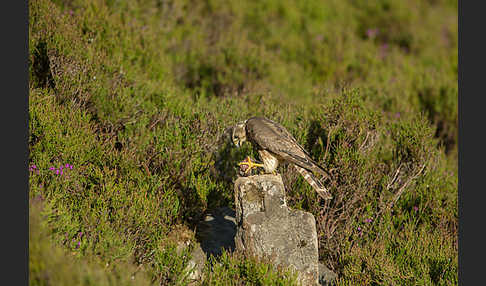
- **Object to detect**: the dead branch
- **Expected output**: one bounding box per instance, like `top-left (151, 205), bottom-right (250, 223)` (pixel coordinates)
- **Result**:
top-left (388, 162), bottom-right (427, 209)
top-left (386, 163), bottom-right (403, 190)
top-left (358, 131), bottom-right (370, 151)
top-left (323, 126), bottom-right (334, 161)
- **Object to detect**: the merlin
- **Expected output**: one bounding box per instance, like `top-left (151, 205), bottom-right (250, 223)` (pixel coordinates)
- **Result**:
top-left (232, 116), bottom-right (332, 200)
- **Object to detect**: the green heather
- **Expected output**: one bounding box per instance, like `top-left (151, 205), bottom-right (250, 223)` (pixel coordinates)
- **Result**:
top-left (29, 0), bottom-right (457, 285)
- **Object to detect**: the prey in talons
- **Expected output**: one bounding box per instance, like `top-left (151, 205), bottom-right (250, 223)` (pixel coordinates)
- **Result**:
top-left (238, 156), bottom-right (265, 176)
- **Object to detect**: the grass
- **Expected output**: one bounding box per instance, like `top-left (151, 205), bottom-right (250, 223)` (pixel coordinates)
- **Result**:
top-left (29, 0), bottom-right (457, 285)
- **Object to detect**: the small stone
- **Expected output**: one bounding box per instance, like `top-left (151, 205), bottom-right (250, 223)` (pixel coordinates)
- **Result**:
top-left (318, 263), bottom-right (338, 286)
top-left (185, 242), bottom-right (206, 284)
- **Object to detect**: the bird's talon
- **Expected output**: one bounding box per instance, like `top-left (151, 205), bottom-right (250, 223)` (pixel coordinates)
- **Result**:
top-left (238, 156), bottom-right (264, 175)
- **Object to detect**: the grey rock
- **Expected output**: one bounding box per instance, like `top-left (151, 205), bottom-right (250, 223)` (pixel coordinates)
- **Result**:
top-left (196, 206), bottom-right (237, 258)
top-left (185, 242), bottom-right (206, 284)
top-left (318, 263), bottom-right (338, 286)
top-left (184, 207), bottom-right (238, 284)
top-left (234, 174), bottom-right (320, 286)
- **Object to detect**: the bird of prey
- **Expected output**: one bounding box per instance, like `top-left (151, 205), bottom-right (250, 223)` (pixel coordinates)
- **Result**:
top-left (232, 116), bottom-right (333, 200)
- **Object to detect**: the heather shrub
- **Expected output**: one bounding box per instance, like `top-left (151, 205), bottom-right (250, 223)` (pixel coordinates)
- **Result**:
top-left (29, 0), bottom-right (457, 284)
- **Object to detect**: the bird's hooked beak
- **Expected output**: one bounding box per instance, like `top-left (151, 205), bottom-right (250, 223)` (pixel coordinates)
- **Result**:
top-left (235, 141), bottom-right (241, 148)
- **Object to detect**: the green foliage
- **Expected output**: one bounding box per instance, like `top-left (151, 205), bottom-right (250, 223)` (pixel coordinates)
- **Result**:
top-left (29, 0), bottom-right (457, 285)
top-left (201, 251), bottom-right (298, 286)
top-left (29, 201), bottom-right (153, 286)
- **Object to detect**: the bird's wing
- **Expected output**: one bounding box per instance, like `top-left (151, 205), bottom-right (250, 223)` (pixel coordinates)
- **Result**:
top-left (246, 117), bottom-right (329, 178)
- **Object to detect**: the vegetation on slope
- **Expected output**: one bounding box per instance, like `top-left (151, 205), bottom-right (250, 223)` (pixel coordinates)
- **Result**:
top-left (29, 0), bottom-right (457, 285)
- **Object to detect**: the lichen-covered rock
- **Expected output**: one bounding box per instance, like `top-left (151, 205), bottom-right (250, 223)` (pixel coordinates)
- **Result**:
top-left (234, 174), bottom-right (320, 286)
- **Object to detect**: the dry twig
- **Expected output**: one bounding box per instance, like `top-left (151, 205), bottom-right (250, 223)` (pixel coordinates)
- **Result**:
top-left (386, 163), bottom-right (403, 190)
top-left (388, 162), bottom-right (427, 209)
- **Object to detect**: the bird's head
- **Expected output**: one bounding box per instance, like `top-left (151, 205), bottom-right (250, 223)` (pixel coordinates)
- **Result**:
top-left (232, 121), bottom-right (247, 148)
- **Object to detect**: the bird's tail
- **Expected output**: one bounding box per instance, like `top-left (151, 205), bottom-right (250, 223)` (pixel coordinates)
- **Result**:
top-left (294, 165), bottom-right (333, 200)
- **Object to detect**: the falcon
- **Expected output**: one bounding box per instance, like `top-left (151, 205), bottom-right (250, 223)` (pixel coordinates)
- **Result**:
top-left (232, 116), bottom-right (333, 200)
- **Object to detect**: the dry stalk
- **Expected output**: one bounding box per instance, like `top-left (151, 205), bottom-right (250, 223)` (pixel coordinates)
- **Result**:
top-left (369, 162), bottom-right (428, 240)
top-left (358, 131), bottom-right (370, 151)
top-left (388, 162), bottom-right (427, 209)
top-left (323, 126), bottom-right (334, 161)
top-left (386, 163), bottom-right (403, 190)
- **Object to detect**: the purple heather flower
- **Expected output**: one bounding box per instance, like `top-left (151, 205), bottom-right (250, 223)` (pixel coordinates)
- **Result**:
top-left (379, 43), bottom-right (389, 59)
top-left (366, 28), bottom-right (379, 39)
top-left (76, 241), bottom-right (81, 249)
top-left (33, 194), bottom-right (43, 203)
top-left (56, 169), bottom-right (60, 175)
top-left (365, 218), bottom-right (373, 223)
top-left (357, 226), bottom-right (362, 232)
top-left (395, 112), bottom-right (401, 118)
top-left (49, 167), bottom-right (55, 171)
top-left (413, 206), bottom-right (419, 211)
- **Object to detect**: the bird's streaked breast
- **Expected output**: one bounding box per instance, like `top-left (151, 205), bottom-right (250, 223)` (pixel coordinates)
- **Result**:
top-left (259, 150), bottom-right (279, 173)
